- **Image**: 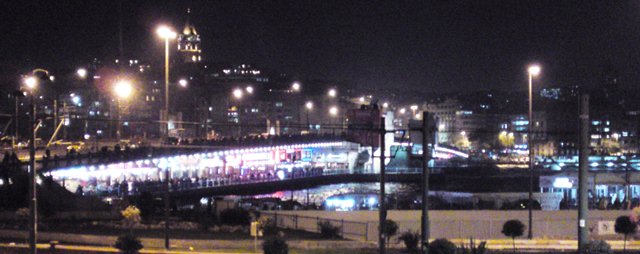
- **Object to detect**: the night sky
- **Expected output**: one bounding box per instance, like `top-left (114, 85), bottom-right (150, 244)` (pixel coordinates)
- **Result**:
top-left (3, 1), bottom-right (640, 93)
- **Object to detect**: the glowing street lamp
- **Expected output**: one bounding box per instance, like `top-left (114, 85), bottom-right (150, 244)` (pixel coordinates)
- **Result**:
top-left (526, 64), bottom-right (540, 239)
top-left (156, 25), bottom-right (177, 138)
top-left (305, 101), bottom-right (313, 129)
top-left (382, 102), bottom-right (389, 108)
top-left (399, 108), bottom-right (406, 115)
top-left (178, 79), bottom-right (188, 88)
top-left (76, 68), bottom-right (87, 79)
top-left (328, 88), bottom-right (337, 98)
top-left (246, 86), bottom-right (254, 94)
top-left (24, 76), bottom-right (38, 90)
top-left (114, 80), bottom-right (133, 99)
top-left (292, 82), bottom-right (301, 92)
top-left (329, 106), bottom-right (338, 116)
top-left (233, 88), bottom-right (243, 99)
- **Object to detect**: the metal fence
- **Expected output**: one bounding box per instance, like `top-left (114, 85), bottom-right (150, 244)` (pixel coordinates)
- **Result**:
top-left (265, 212), bottom-right (371, 241)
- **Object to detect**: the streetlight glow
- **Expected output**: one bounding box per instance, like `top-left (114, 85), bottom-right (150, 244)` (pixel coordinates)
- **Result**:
top-left (328, 88), bottom-right (337, 98)
top-left (76, 68), bottom-right (87, 79)
top-left (156, 26), bottom-right (177, 39)
top-left (359, 96), bottom-right (365, 103)
top-left (233, 88), bottom-right (243, 99)
top-left (178, 79), bottom-right (188, 87)
top-left (246, 86), bottom-right (254, 94)
top-left (114, 80), bottom-right (133, 99)
top-left (24, 76), bottom-right (37, 90)
top-left (292, 82), bottom-right (301, 91)
top-left (528, 65), bottom-right (541, 76)
top-left (305, 101), bottom-right (313, 110)
top-left (329, 106), bottom-right (338, 116)
top-left (399, 108), bottom-right (406, 114)
top-left (382, 102), bottom-right (389, 108)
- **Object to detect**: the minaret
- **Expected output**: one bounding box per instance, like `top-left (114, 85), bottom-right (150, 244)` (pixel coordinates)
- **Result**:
top-left (177, 8), bottom-right (202, 63)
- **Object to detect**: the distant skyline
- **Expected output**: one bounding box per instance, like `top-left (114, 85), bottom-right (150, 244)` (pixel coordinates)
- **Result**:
top-left (3, 1), bottom-right (640, 93)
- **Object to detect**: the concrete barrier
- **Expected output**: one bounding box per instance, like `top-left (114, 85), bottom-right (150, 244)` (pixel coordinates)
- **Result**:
top-left (264, 210), bottom-right (631, 241)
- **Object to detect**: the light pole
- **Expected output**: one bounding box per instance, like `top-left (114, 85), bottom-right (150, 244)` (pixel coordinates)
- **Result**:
top-left (305, 101), bottom-right (313, 130)
top-left (527, 64), bottom-right (540, 239)
top-left (157, 26), bottom-right (177, 140)
top-left (114, 80), bottom-right (133, 140)
top-left (24, 69), bottom-right (48, 254)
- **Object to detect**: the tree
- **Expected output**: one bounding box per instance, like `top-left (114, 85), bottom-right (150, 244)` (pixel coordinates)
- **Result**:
top-left (584, 240), bottom-right (612, 254)
top-left (379, 219), bottom-right (399, 246)
top-left (615, 215), bottom-right (637, 254)
top-left (502, 219), bottom-right (524, 254)
top-left (114, 233), bottom-right (143, 254)
top-left (398, 231), bottom-right (420, 252)
top-left (429, 238), bottom-right (457, 254)
top-left (121, 205), bottom-right (141, 232)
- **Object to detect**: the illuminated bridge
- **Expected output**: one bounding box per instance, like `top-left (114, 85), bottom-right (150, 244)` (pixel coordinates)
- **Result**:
top-left (45, 140), bottom-right (473, 198)
top-left (43, 138), bottom-right (640, 203)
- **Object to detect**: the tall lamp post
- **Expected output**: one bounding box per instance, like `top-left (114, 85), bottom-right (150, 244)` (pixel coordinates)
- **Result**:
top-left (157, 26), bottom-right (177, 140)
top-left (24, 68), bottom-right (49, 254)
top-left (114, 80), bottom-right (133, 140)
top-left (305, 101), bottom-right (313, 130)
top-left (527, 64), bottom-right (540, 239)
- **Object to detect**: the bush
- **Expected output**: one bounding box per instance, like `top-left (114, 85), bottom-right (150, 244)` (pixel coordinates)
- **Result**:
top-left (220, 208), bottom-right (251, 226)
top-left (584, 240), bottom-right (612, 254)
top-left (114, 233), bottom-right (143, 254)
top-left (502, 219), bottom-right (524, 254)
top-left (258, 216), bottom-right (277, 235)
top-left (460, 238), bottom-right (487, 254)
top-left (614, 215), bottom-right (637, 253)
top-left (263, 236), bottom-right (288, 254)
top-left (317, 220), bottom-right (341, 239)
top-left (429, 238), bottom-right (457, 254)
top-left (398, 231), bottom-right (420, 251)
top-left (380, 219), bottom-right (399, 244)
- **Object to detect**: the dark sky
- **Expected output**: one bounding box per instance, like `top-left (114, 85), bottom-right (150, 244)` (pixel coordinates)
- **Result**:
top-left (3, 1), bottom-right (640, 92)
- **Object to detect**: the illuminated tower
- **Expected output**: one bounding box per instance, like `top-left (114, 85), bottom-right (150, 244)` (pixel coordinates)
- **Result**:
top-left (177, 8), bottom-right (202, 63)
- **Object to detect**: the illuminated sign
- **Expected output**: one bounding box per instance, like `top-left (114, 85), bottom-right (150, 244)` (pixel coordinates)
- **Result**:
top-left (301, 149), bottom-right (312, 162)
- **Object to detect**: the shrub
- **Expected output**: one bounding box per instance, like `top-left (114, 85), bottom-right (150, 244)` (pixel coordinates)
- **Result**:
top-left (460, 238), bottom-right (487, 254)
top-left (263, 236), bottom-right (288, 254)
top-left (398, 231), bottom-right (420, 251)
top-left (615, 215), bottom-right (637, 254)
top-left (220, 208), bottom-right (250, 226)
top-left (114, 233), bottom-right (143, 254)
top-left (429, 238), bottom-right (457, 254)
top-left (584, 240), bottom-right (612, 254)
top-left (380, 219), bottom-right (399, 244)
top-left (317, 220), bottom-right (341, 239)
top-left (121, 205), bottom-right (141, 229)
top-left (502, 219), bottom-right (524, 254)
top-left (258, 216), bottom-right (277, 235)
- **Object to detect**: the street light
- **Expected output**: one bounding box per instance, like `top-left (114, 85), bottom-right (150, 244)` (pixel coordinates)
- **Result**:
top-left (399, 108), bottom-right (406, 115)
top-left (527, 64), bottom-right (540, 239)
top-left (156, 25), bottom-right (177, 139)
top-left (410, 105), bottom-right (419, 116)
top-left (245, 86), bottom-right (254, 94)
top-left (23, 68), bottom-right (49, 254)
top-left (382, 102), bottom-right (389, 108)
top-left (178, 79), bottom-right (188, 88)
top-left (292, 82), bottom-right (301, 92)
top-left (114, 80), bottom-right (133, 140)
top-left (329, 106), bottom-right (338, 116)
top-left (328, 88), bottom-right (337, 98)
top-left (305, 101), bottom-right (313, 129)
top-left (76, 68), bottom-right (87, 79)
top-left (233, 88), bottom-right (243, 99)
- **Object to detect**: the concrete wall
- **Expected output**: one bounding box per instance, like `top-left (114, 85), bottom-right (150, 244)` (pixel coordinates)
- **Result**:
top-left (264, 210), bottom-right (630, 241)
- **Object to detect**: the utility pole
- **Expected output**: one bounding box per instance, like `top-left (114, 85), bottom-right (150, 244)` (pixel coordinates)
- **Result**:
top-left (164, 168), bottom-right (171, 250)
top-left (578, 94), bottom-right (590, 253)
top-left (421, 112), bottom-right (430, 254)
top-left (379, 116), bottom-right (386, 254)
top-left (28, 94), bottom-right (37, 254)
